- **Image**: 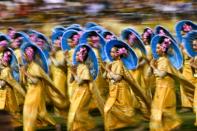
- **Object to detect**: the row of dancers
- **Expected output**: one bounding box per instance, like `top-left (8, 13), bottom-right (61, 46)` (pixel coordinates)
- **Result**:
top-left (0, 20), bottom-right (196, 131)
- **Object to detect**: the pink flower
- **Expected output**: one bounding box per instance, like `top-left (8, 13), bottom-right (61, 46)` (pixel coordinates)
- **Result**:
top-left (159, 29), bottom-right (166, 36)
top-left (182, 24), bottom-right (192, 32)
top-left (161, 38), bottom-right (171, 53)
top-left (2, 51), bottom-right (11, 64)
top-left (0, 40), bottom-right (8, 47)
top-left (142, 29), bottom-right (153, 39)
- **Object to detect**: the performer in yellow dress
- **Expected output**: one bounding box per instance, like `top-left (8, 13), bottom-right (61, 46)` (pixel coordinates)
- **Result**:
top-left (104, 47), bottom-right (139, 130)
top-left (67, 45), bottom-right (104, 131)
top-left (141, 28), bottom-right (156, 94)
top-left (61, 29), bottom-right (81, 99)
top-left (176, 22), bottom-right (195, 110)
top-left (21, 44), bottom-right (65, 131)
top-left (0, 49), bottom-right (25, 127)
top-left (103, 39), bottom-right (151, 130)
top-left (10, 32), bottom-right (29, 108)
top-left (150, 36), bottom-right (182, 131)
top-left (182, 30), bottom-right (197, 125)
top-left (121, 29), bottom-right (151, 117)
top-left (50, 31), bottom-right (69, 119)
top-left (80, 30), bottom-right (108, 101)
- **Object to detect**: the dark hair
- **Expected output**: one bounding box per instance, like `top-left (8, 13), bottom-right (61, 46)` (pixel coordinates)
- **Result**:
top-left (82, 45), bottom-right (89, 61)
top-left (103, 32), bottom-right (113, 38)
top-left (70, 32), bottom-right (79, 40)
top-left (88, 31), bottom-right (98, 37)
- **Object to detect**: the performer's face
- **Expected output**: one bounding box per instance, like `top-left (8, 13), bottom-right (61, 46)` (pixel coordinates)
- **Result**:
top-left (54, 37), bottom-right (61, 48)
top-left (12, 39), bottom-right (20, 49)
top-left (192, 40), bottom-right (197, 51)
top-left (156, 44), bottom-right (163, 56)
top-left (110, 47), bottom-right (117, 59)
top-left (70, 34), bottom-right (79, 48)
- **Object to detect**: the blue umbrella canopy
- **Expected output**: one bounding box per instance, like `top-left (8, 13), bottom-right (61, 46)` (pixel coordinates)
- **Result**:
top-left (27, 30), bottom-right (51, 58)
top-left (85, 22), bottom-right (98, 29)
top-left (121, 28), bottom-right (147, 55)
top-left (0, 34), bottom-right (11, 45)
top-left (151, 35), bottom-right (183, 70)
top-left (72, 44), bottom-right (99, 80)
top-left (155, 25), bottom-right (177, 43)
top-left (52, 25), bottom-right (66, 34)
top-left (79, 30), bottom-right (107, 61)
top-left (182, 30), bottom-right (197, 57)
top-left (87, 26), bottom-right (105, 34)
top-left (51, 30), bottom-right (64, 44)
top-left (175, 20), bottom-right (197, 44)
top-left (101, 30), bottom-right (117, 41)
top-left (13, 32), bottom-right (30, 47)
top-left (61, 29), bottom-right (80, 51)
top-left (141, 27), bottom-right (155, 44)
top-left (105, 39), bottom-right (138, 70)
top-left (20, 42), bottom-right (49, 73)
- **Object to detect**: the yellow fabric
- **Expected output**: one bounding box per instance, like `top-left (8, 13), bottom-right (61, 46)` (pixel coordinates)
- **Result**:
top-left (104, 60), bottom-right (139, 130)
top-left (68, 64), bottom-right (97, 131)
top-left (192, 56), bottom-right (197, 125)
top-left (144, 45), bottom-right (156, 95)
top-left (50, 50), bottom-right (69, 119)
top-left (130, 47), bottom-right (151, 116)
top-left (0, 67), bottom-right (25, 127)
top-left (180, 51), bottom-right (193, 108)
top-left (14, 49), bottom-right (24, 106)
top-left (92, 48), bottom-right (108, 100)
top-left (150, 56), bottom-right (181, 131)
top-left (67, 48), bottom-right (77, 99)
top-left (23, 61), bottom-right (62, 131)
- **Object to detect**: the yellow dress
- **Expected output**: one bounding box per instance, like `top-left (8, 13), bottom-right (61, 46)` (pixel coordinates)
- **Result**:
top-left (130, 47), bottom-right (151, 116)
top-left (23, 61), bottom-right (65, 131)
top-left (92, 47), bottom-right (108, 100)
top-left (0, 66), bottom-right (25, 127)
top-left (104, 60), bottom-right (139, 131)
top-left (67, 63), bottom-right (104, 131)
top-left (67, 48), bottom-right (77, 99)
top-left (180, 51), bottom-right (193, 108)
top-left (192, 56), bottom-right (197, 125)
top-left (50, 50), bottom-right (69, 119)
top-left (14, 48), bottom-right (24, 107)
top-left (144, 45), bottom-right (156, 95)
top-left (150, 56), bottom-right (181, 131)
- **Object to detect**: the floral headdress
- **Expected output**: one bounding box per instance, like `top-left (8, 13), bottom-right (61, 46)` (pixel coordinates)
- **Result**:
top-left (160, 38), bottom-right (171, 53)
top-left (182, 23), bottom-right (192, 33)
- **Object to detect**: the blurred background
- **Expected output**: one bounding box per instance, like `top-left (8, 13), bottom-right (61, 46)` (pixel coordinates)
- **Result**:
top-left (0, 0), bottom-right (197, 37)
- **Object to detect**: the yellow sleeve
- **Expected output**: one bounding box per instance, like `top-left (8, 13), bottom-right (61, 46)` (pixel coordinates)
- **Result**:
top-left (78, 64), bottom-right (91, 80)
top-left (0, 68), bottom-right (25, 96)
top-left (114, 61), bottom-right (124, 76)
